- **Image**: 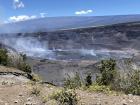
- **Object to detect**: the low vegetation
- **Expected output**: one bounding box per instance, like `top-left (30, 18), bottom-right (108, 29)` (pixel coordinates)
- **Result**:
top-left (31, 73), bottom-right (41, 82)
top-left (0, 49), bottom-right (8, 66)
top-left (95, 59), bottom-right (140, 95)
top-left (0, 48), bottom-right (32, 73)
top-left (49, 89), bottom-right (78, 105)
top-left (88, 83), bottom-right (113, 94)
top-left (63, 58), bottom-right (140, 96)
top-left (64, 72), bottom-right (82, 89)
top-left (118, 70), bottom-right (140, 95)
top-left (17, 62), bottom-right (31, 73)
top-left (31, 86), bottom-right (41, 96)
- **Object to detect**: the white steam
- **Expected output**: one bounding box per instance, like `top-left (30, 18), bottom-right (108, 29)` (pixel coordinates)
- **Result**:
top-left (0, 35), bottom-right (54, 59)
top-left (0, 34), bottom-right (136, 60)
top-left (80, 49), bottom-right (96, 56)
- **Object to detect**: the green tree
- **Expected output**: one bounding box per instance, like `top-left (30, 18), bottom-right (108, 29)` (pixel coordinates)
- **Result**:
top-left (98, 59), bottom-right (117, 85)
top-left (85, 73), bottom-right (92, 87)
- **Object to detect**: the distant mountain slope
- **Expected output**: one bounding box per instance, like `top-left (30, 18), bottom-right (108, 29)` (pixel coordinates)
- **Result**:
top-left (1, 21), bottom-right (140, 60)
top-left (1, 14), bottom-right (140, 33)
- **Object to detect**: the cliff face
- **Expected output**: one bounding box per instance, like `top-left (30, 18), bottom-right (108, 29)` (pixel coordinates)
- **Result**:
top-left (45, 22), bottom-right (140, 50)
top-left (1, 22), bottom-right (140, 60)
top-left (15, 21), bottom-right (140, 51)
top-left (19, 22), bottom-right (140, 60)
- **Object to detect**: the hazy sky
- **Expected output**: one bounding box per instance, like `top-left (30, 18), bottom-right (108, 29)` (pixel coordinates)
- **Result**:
top-left (0, 0), bottom-right (140, 23)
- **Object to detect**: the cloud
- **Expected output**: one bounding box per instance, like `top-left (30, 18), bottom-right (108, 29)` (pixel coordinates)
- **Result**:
top-left (8, 15), bottom-right (37, 22)
top-left (40, 13), bottom-right (47, 18)
top-left (75, 10), bottom-right (93, 15)
top-left (4, 21), bottom-right (8, 24)
top-left (13, 0), bottom-right (24, 9)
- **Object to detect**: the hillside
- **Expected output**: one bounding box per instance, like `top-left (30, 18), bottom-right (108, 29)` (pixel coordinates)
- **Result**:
top-left (0, 65), bottom-right (140, 105)
top-left (0, 17), bottom-right (140, 105)
top-left (1, 21), bottom-right (140, 60)
top-left (1, 14), bottom-right (140, 33)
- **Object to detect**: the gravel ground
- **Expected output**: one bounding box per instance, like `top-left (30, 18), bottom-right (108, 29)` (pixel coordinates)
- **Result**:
top-left (0, 65), bottom-right (140, 105)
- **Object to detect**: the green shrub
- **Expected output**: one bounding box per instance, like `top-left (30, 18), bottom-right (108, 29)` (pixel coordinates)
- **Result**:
top-left (31, 86), bottom-right (41, 96)
top-left (18, 62), bottom-right (32, 73)
top-left (50, 89), bottom-right (78, 105)
top-left (64, 72), bottom-right (82, 89)
top-left (97, 58), bottom-right (140, 95)
top-left (129, 70), bottom-right (140, 95)
top-left (97, 59), bottom-right (117, 85)
top-left (15, 54), bottom-right (32, 73)
top-left (31, 73), bottom-right (41, 82)
top-left (88, 83), bottom-right (113, 94)
top-left (0, 48), bottom-right (32, 74)
top-left (0, 49), bottom-right (8, 66)
top-left (119, 70), bottom-right (140, 95)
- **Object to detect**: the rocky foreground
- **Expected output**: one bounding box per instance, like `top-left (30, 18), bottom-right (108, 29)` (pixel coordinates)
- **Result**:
top-left (0, 65), bottom-right (140, 105)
